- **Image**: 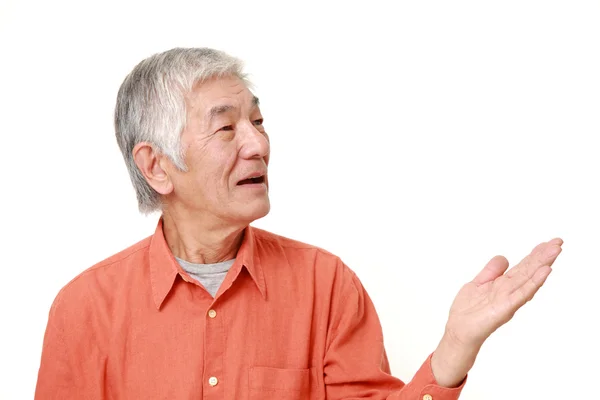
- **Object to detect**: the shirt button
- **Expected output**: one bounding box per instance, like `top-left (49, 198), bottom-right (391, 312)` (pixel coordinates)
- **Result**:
top-left (208, 376), bottom-right (218, 386)
top-left (208, 309), bottom-right (217, 318)
top-left (423, 395), bottom-right (433, 400)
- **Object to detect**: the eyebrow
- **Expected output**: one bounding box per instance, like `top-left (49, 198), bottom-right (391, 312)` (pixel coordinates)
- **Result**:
top-left (207, 96), bottom-right (260, 122)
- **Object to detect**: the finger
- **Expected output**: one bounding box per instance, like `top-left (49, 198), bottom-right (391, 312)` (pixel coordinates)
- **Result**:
top-left (506, 240), bottom-right (563, 281)
top-left (472, 255), bottom-right (509, 285)
top-left (548, 237), bottom-right (564, 246)
top-left (508, 265), bottom-right (553, 309)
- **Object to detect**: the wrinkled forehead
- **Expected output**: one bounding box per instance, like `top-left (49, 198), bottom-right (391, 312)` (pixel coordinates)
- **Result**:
top-left (186, 75), bottom-right (260, 120)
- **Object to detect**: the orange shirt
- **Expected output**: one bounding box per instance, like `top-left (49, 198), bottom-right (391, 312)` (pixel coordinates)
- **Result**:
top-left (35, 219), bottom-right (466, 399)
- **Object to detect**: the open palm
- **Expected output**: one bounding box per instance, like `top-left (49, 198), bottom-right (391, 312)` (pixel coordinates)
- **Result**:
top-left (445, 238), bottom-right (563, 348)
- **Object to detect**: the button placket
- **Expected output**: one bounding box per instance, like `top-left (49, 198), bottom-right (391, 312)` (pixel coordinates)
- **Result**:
top-left (204, 303), bottom-right (225, 399)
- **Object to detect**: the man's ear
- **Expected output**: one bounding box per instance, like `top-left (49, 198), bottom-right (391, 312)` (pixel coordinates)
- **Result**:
top-left (132, 142), bottom-right (174, 195)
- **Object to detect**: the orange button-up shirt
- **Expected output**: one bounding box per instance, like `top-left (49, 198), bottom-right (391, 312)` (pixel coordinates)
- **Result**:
top-left (35, 219), bottom-right (466, 399)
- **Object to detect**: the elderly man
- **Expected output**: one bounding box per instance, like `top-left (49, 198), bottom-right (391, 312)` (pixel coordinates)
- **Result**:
top-left (35, 48), bottom-right (562, 400)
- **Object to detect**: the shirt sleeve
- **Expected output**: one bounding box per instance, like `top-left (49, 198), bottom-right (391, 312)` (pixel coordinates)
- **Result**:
top-left (323, 262), bottom-right (467, 400)
top-left (34, 290), bottom-right (105, 400)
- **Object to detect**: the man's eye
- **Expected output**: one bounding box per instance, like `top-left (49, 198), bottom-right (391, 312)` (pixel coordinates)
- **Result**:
top-left (253, 119), bottom-right (264, 126)
top-left (219, 125), bottom-right (234, 131)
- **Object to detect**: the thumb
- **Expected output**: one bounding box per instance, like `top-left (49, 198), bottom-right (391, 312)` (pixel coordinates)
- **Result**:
top-left (472, 255), bottom-right (509, 285)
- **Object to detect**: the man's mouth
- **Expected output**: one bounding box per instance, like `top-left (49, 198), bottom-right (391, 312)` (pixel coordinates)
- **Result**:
top-left (237, 175), bottom-right (266, 185)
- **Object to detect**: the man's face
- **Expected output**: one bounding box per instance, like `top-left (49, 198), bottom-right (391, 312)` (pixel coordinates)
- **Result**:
top-left (165, 75), bottom-right (270, 224)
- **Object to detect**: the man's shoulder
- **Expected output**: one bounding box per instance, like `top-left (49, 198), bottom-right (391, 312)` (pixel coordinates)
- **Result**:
top-left (251, 226), bottom-right (364, 295)
top-left (88, 235), bottom-right (153, 271)
top-left (252, 226), bottom-right (338, 258)
top-left (250, 226), bottom-right (352, 278)
top-left (52, 235), bottom-right (153, 309)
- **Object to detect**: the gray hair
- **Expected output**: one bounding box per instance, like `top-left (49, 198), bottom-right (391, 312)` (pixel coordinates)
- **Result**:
top-left (114, 47), bottom-right (249, 214)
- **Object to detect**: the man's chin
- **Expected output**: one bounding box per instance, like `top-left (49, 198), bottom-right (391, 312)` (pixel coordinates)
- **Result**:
top-left (233, 199), bottom-right (270, 225)
top-left (251, 200), bottom-right (271, 221)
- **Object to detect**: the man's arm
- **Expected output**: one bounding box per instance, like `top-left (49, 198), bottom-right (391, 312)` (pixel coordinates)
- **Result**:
top-left (35, 308), bottom-right (74, 399)
top-left (34, 291), bottom-right (105, 400)
top-left (324, 238), bottom-right (562, 399)
top-left (323, 264), bottom-right (466, 400)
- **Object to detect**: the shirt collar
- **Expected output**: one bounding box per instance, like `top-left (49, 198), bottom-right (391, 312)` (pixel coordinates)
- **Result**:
top-left (149, 218), bottom-right (266, 309)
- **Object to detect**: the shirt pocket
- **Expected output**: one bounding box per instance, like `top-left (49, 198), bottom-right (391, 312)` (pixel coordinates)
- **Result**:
top-left (248, 366), bottom-right (314, 400)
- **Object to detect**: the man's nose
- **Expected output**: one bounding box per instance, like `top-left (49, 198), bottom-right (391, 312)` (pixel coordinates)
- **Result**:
top-left (239, 123), bottom-right (269, 160)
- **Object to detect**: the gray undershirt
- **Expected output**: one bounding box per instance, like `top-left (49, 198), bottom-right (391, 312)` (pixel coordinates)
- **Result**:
top-left (176, 257), bottom-right (235, 298)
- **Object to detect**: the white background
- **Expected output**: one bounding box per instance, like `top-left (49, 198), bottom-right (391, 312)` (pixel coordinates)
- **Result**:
top-left (1, 1), bottom-right (598, 399)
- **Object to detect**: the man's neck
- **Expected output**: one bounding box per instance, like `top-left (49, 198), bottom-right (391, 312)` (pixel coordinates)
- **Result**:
top-left (161, 210), bottom-right (246, 264)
